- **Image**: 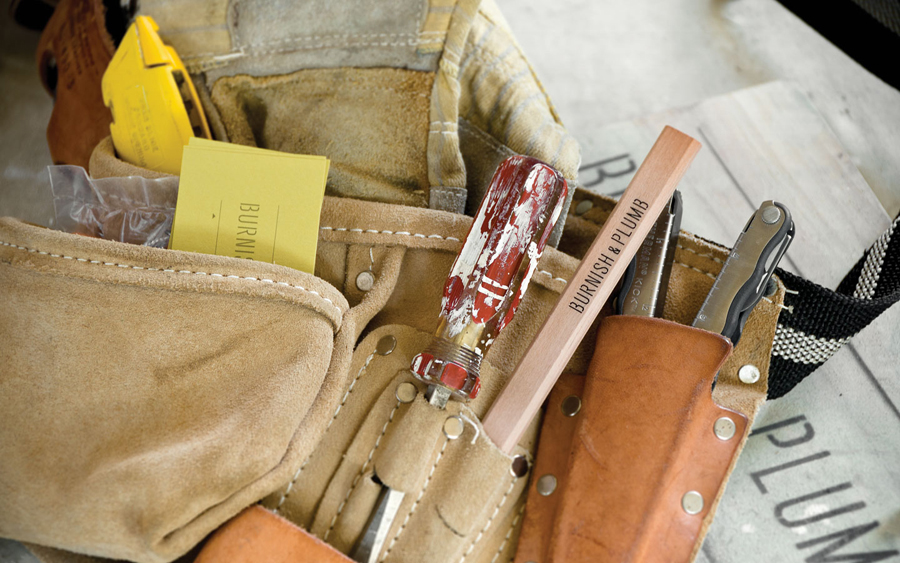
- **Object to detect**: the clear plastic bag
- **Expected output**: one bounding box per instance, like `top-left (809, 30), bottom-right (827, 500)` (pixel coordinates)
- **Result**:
top-left (49, 165), bottom-right (178, 248)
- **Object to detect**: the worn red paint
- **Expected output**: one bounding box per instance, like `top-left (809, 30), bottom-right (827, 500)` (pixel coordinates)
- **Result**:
top-left (415, 156), bottom-right (568, 399)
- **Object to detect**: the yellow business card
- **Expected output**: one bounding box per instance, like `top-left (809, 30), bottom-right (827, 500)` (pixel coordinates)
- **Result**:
top-left (170, 140), bottom-right (329, 274)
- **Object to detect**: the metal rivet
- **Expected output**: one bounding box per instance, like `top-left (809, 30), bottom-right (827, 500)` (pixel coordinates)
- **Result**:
top-left (561, 395), bottom-right (582, 417)
top-left (395, 382), bottom-right (417, 404)
top-left (761, 206), bottom-right (781, 225)
top-left (356, 271), bottom-right (375, 291)
top-left (714, 416), bottom-right (737, 441)
top-left (764, 277), bottom-right (778, 297)
top-left (376, 335), bottom-right (396, 356)
top-left (575, 200), bottom-right (593, 216)
top-left (510, 455), bottom-right (529, 478)
top-left (738, 364), bottom-right (760, 384)
top-left (536, 474), bottom-right (558, 496)
top-left (443, 416), bottom-right (464, 440)
top-left (682, 491), bottom-right (704, 515)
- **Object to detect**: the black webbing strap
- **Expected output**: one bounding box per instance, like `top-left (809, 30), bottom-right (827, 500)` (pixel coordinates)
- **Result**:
top-left (767, 212), bottom-right (900, 399)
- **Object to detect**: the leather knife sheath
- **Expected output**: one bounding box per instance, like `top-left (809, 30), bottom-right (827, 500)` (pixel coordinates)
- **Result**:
top-left (195, 505), bottom-right (354, 563)
top-left (515, 316), bottom-right (748, 563)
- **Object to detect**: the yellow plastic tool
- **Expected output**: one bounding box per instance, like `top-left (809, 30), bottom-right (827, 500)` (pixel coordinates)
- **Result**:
top-left (101, 16), bottom-right (211, 174)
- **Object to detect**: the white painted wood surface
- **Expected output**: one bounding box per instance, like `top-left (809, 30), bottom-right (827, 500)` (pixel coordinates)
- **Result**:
top-left (502, 0), bottom-right (900, 219)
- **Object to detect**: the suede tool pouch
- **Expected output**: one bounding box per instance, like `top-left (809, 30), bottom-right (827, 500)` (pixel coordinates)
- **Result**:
top-left (3, 141), bottom-right (785, 563)
top-left (0, 217), bottom-right (354, 563)
top-left (0, 190), bottom-right (785, 563)
top-left (269, 326), bottom-right (539, 563)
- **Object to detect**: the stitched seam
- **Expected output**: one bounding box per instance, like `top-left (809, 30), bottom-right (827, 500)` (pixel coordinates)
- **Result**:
top-left (675, 261), bottom-right (717, 280)
top-left (676, 243), bottom-right (726, 264)
top-left (490, 503), bottom-right (526, 563)
top-left (324, 399), bottom-right (403, 541)
top-left (263, 84), bottom-right (431, 99)
top-left (459, 119), bottom-right (515, 157)
top-left (536, 269), bottom-right (568, 284)
top-left (674, 261), bottom-right (781, 307)
top-left (319, 228), bottom-right (569, 286)
top-left (568, 203), bottom-right (612, 224)
top-left (245, 32), bottom-right (421, 49)
top-left (380, 438), bottom-right (451, 562)
top-left (320, 226), bottom-right (461, 242)
top-left (0, 240), bottom-right (344, 318)
top-left (274, 455), bottom-right (311, 513)
top-left (459, 476), bottom-right (517, 563)
top-left (241, 31), bottom-right (448, 51)
top-left (275, 347), bottom-right (379, 510)
top-left (251, 40), bottom-right (420, 57)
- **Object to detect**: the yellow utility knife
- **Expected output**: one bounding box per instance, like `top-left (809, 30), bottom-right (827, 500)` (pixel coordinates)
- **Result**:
top-left (102, 16), bottom-right (211, 174)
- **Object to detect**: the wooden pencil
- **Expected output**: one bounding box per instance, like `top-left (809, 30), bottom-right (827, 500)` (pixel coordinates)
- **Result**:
top-left (482, 126), bottom-right (702, 454)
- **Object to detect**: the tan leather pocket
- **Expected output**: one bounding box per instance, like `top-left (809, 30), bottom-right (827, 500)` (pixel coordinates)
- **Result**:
top-left (0, 218), bottom-right (352, 563)
top-left (208, 68), bottom-right (434, 208)
top-left (266, 325), bottom-right (537, 563)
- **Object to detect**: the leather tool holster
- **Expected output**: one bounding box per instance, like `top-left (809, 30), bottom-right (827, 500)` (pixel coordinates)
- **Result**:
top-left (515, 316), bottom-right (749, 563)
top-left (36, 0), bottom-right (115, 168)
top-left (196, 505), bottom-right (353, 563)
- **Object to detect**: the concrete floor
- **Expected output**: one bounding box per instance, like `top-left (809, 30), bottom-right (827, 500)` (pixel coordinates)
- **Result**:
top-left (1, 0), bottom-right (898, 561)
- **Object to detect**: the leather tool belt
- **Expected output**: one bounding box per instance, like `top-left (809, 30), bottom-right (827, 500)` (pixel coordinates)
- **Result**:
top-left (6, 0), bottom-right (900, 562)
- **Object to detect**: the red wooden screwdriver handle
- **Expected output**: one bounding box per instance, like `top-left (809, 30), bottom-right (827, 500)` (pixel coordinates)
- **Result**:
top-left (411, 156), bottom-right (569, 400)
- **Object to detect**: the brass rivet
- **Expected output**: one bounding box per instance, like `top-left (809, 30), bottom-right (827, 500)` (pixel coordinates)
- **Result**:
top-left (714, 416), bottom-right (736, 441)
top-left (536, 474), bottom-right (557, 496)
top-left (443, 416), bottom-right (464, 440)
top-left (738, 364), bottom-right (760, 384)
top-left (395, 382), bottom-right (417, 404)
top-left (510, 455), bottom-right (529, 478)
top-left (561, 395), bottom-right (582, 417)
top-left (356, 271), bottom-right (375, 291)
top-left (682, 491), bottom-right (704, 515)
top-left (376, 335), bottom-right (396, 356)
top-left (575, 200), bottom-right (593, 216)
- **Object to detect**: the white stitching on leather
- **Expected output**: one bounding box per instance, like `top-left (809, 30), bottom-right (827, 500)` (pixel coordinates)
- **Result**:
top-left (673, 261), bottom-right (783, 308)
top-left (536, 269), bottom-right (568, 284)
top-left (252, 40), bottom-right (419, 57)
top-left (676, 243), bottom-right (726, 264)
top-left (675, 260), bottom-right (717, 280)
top-left (320, 228), bottom-right (572, 287)
top-left (325, 398), bottom-right (403, 541)
top-left (490, 502), bottom-right (525, 563)
top-left (0, 240), bottom-right (344, 318)
top-left (320, 226), bottom-right (461, 242)
top-left (275, 346), bottom-right (379, 511)
top-left (459, 476), bottom-right (517, 563)
top-left (381, 438), bottom-right (451, 562)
